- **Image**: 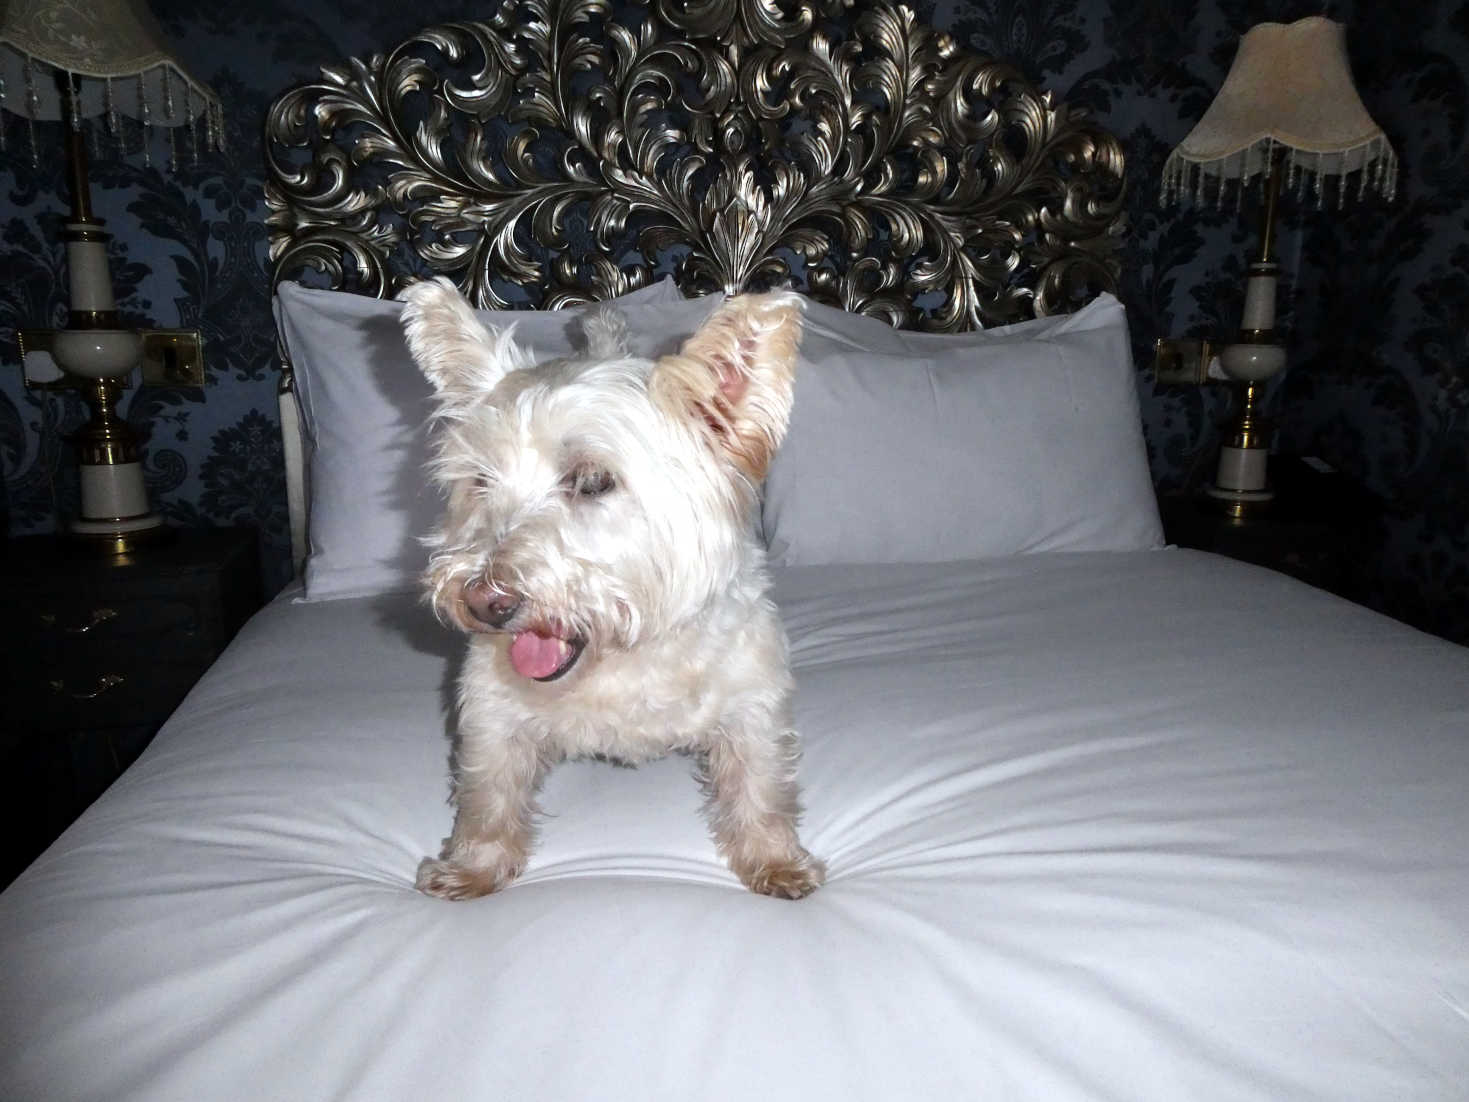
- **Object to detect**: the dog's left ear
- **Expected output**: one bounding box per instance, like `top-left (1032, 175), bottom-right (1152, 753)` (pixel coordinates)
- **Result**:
top-left (651, 292), bottom-right (804, 480)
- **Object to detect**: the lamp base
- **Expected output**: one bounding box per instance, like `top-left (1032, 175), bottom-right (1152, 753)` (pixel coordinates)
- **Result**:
top-left (1207, 439), bottom-right (1276, 520)
top-left (77, 457), bottom-right (153, 517)
top-left (1204, 482), bottom-right (1275, 520)
top-left (64, 374), bottom-right (167, 554)
top-left (73, 458), bottom-right (166, 553)
top-left (71, 512), bottom-right (170, 555)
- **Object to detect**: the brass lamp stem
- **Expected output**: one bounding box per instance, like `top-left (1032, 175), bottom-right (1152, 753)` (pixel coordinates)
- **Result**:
top-left (1228, 381), bottom-right (1269, 451)
top-left (57, 71), bottom-right (96, 226)
top-left (1256, 147), bottom-right (1285, 266)
top-left (74, 378), bottom-right (141, 466)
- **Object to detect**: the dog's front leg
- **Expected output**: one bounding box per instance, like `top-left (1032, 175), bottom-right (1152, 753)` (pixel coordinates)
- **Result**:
top-left (416, 729), bottom-right (545, 901)
top-left (700, 721), bottom-right (825, 899)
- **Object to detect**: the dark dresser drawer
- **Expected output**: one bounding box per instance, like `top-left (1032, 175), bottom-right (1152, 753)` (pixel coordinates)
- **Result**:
top-left (2, 527), bottom-right (264, 888)
top-left (17, 590), bottom-right (206, 643)
top-left (3, 528), bottom-right (263, 734)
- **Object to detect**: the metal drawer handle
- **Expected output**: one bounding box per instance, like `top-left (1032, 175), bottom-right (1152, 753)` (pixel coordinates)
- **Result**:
top-left (39, 607), bottom-right (118, 634)
top-left (48, 673), bottom-right (127, 700)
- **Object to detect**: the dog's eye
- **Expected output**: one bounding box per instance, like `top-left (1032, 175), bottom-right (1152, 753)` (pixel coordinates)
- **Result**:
top-left (563, 467), bottom-right (616, 498)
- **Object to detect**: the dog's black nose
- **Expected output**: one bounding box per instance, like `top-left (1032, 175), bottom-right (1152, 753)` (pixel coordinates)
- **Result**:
top-left (463, 582), bottom-right (521, 628)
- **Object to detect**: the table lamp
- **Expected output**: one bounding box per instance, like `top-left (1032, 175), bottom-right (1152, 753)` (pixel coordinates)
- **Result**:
top-left (1, 0), bottom-right (223, 551)
top-left (1161, 16), bottom-right (1396, 517)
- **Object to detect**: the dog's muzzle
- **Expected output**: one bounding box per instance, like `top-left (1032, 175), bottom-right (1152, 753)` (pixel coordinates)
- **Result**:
top-left (461, 580), bottom-right (586, 681)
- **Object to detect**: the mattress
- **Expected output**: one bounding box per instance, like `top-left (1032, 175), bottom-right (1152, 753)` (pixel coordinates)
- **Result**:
top-left (2, 548), bottom-right (1467, 1100)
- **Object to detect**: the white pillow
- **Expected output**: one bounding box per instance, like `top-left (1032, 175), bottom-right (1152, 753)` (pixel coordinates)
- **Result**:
top-left (274, 278), bottom-right (720, 601)
top-left (762, 292), bottom-right (1163, 565)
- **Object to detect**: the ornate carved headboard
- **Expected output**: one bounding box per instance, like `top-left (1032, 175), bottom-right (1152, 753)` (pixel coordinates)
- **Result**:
top-left (263, 0), bottom-right (1126, 569)
top-left (265, 0), bottom-right (1124, 327)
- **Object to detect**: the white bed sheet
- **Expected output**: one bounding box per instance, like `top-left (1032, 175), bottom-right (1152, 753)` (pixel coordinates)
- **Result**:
top-left (3, 549), bottom-right (1468, 1101)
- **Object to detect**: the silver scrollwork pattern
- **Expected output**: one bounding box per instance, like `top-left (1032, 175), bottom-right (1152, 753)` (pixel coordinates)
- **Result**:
top-left (264, 0), bottom-right (1125, 330)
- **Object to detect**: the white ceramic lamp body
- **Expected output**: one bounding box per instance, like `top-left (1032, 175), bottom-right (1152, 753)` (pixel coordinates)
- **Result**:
top-left (1217, 342), bottom-right (1286, 383)
top-left (51, 327), bottom-right (143, 378)
top-left (48, 227), bottom-right (160, 539)
top-left (53, 330), bottom-right (161, 535)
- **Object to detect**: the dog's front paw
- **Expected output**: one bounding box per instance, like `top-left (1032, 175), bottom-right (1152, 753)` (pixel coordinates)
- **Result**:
top-left (738, 853), bottom-right (826, 900)
top-left (415, 854), bottom-right (523, 901)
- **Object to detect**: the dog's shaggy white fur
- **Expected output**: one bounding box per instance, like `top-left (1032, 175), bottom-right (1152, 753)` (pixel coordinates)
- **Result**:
top-left (399, 278), bottom-right (824, 899)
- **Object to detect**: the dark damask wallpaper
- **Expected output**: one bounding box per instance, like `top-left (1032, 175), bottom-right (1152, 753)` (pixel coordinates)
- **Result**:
top-left (1, 0), bottom-right (1466, 642)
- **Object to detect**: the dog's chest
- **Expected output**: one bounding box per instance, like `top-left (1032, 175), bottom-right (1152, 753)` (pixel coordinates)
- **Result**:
top-left (520, 641), bottom-right (731, 758)
top-left (468, 600), bottom-right (789, 761)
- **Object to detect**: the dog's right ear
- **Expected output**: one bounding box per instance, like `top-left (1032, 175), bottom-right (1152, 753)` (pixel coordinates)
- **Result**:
top-left (398, 277), bottom-right (532, 396)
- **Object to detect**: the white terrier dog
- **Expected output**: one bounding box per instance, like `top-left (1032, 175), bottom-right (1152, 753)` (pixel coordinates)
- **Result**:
top-left (398, 278), bottom-right (824, 900)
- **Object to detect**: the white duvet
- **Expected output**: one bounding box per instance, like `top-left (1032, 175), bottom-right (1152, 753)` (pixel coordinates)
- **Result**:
top-left (3, 549), bottom-right (1468, 1101)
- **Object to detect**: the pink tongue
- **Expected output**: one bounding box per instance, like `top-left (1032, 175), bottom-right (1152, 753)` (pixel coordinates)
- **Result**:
top-left (508, 632), bottom-right (570, 679)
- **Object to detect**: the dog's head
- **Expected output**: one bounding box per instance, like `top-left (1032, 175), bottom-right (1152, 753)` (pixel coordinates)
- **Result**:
top-left (398, 278), bottom-right (803, 683)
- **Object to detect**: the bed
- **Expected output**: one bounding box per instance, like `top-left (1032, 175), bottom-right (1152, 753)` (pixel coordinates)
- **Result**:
top-left (4, 3), bottom-right (1468, 1099)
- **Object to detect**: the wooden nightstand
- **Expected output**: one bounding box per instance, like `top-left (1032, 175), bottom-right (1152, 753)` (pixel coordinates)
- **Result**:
top-left (1, 527), bottom-right (263, 886)
top-left (1157, 455), bottom-right (1384, 602)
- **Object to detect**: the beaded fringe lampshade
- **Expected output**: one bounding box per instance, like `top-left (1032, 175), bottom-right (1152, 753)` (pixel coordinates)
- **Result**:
top-left (0, 0), bottom-right (223, 164)
top-left (1162, 16), bottom-right (1397, 211)
top-left (0, 0), bottom-right (223, 550)
top-left (1161, 16), bottom-right (1396, 516)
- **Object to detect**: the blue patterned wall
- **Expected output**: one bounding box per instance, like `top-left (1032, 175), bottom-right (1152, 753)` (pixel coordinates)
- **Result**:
top-left (2, 0), bottom-right (1465, 642)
